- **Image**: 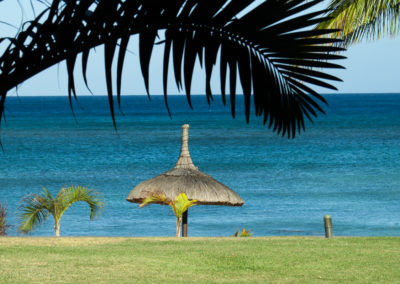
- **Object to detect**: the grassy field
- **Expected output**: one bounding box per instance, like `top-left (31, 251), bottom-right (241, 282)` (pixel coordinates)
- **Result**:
top-left (0, 237), bottom-right (399, 283)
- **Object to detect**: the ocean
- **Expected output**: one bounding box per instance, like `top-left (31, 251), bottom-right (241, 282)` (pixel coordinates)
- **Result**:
top-left (1, 94), bottom-right (400, 237)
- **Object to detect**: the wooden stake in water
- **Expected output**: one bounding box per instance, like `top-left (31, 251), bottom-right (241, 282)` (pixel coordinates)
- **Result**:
top-left (324, 215), bottom-right (333, 238)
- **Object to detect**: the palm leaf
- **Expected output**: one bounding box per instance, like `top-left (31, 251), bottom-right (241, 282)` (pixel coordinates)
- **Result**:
top-left (316, 0), bottom-right (400, 47)
top-left (139, 192), bottom-right (196, 218)
top-left (18, 193), bottom-right (51, 234)
top-left (0, 0), bottom-right (345, 137)
top-left (58, 186), bottom-right (105, 220)
top-left (172, 193), bottom-right (197, 219)
top-left (139, 193), bottom-right (169, 208)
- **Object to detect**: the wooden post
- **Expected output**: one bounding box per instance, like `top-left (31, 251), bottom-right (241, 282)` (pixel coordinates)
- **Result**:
top-left (182, 210), bottom-right (188, 237)
top-left (324, 214), bottom-right (333, 238)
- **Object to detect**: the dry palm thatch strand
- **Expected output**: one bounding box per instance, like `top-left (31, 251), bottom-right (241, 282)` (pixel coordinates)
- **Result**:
top-left (0, 0), bottom-right (345, 138)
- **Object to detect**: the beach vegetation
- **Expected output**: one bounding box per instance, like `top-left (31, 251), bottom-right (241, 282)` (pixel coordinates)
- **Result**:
top-left (18, 186), bottom-right (104, 237)
top-left (234, 227), bottom-right (253, 237)
top-left (316, 0), bottom-right (400, 47)
top-left (0, 0), bottom-right (345, 138)
top-left (0, 203), bottom-right (10, 236)
top-left (140, 193), bottom-right (197, 237)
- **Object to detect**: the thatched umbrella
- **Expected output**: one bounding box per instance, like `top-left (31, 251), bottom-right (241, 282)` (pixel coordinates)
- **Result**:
top-left (126, 124), bottom-right (244, 236)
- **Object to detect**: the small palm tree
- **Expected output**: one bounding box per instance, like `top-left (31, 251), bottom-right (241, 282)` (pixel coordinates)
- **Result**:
top-left (140, 193), bottom-right (197, 237)
top-left (19, 186), bottom-right (104, 237)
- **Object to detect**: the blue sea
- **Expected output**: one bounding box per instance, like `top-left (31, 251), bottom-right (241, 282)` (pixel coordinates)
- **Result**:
top-left (1, 94), bottom-right (400, 237)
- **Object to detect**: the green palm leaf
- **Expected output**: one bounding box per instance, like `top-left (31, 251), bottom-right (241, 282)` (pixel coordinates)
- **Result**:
top-left (171, 193), bottom-right (197, 219)
top-left (58, 186), bottom-right (104, 220)
top-left (0, 0), bottom-right (344, 138)
top-left (316, 0), bottom-right (400, 47)
top-left (139, 193), bottom-right (170, 208)
top-left (18, 191), bottom-right (52, 234)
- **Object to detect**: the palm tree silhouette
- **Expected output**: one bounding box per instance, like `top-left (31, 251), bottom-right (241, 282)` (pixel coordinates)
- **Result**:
top-left (0, 0), bottom-right (345, 138)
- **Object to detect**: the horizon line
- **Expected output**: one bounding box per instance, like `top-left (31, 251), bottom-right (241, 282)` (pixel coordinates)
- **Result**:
top-left (6, 92), bottom-right (400, 97)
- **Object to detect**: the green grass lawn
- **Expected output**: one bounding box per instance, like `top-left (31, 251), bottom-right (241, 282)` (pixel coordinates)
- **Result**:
top-left (0, 237), bottom-right (399, 283)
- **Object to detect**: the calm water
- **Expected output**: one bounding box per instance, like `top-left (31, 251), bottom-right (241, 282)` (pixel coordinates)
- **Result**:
top-left (1, 94), bottom-right (400, 237)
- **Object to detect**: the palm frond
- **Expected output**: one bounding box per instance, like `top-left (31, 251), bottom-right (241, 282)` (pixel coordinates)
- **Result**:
top-left (0, 0), bottom-right (345, 137)
top-left (42, 186), bottom-right (54, 201)
top-left (18, 193), bottom-right (51, 234)
top-left (316, 0), bottom-right (400, 47)
top-left (59, 186), bottom-right (104, 220)
top-left (172, 193), bottom-right (197, 219)
top-left (139, 193), bottom-right (170, 208)
top-left (139, 192), bottom-right (196, 218)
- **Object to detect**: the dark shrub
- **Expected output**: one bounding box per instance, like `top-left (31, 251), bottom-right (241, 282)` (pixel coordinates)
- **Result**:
top-left (0, 203), bottom-right (10, 236)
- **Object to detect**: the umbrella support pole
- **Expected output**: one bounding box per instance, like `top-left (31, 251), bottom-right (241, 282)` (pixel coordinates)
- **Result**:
top-left (182, 210), bottom-right (188, 237)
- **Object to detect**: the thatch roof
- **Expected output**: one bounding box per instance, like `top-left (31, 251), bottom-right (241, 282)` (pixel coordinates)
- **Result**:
top-left (126, 124), bottom-right (244, 206)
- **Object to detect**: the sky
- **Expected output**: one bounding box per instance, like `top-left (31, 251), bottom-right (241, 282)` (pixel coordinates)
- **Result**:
top-left (0, 0), bottom-right (400, 96)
